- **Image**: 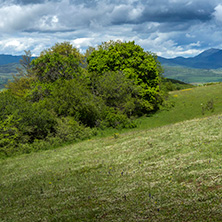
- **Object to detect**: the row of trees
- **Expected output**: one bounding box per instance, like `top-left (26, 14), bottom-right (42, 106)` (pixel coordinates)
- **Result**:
top-left (0, 40), bottom-right (165, 157)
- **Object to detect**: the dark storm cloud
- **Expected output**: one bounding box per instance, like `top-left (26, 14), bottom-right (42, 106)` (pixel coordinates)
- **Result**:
top-left (15, 0), bottom-right (45, 4)
top-left (141, 6), bottom-right (211, 23)
top-left (0, 0), bottom-right (222, 57)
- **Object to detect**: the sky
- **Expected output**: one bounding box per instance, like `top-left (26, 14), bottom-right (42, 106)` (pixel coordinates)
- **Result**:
top-left (0, 0), bottom-right (222, 58)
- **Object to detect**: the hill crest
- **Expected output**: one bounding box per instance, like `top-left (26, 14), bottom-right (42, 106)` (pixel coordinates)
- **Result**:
top-left (158, 48), bottom-right (222, 69)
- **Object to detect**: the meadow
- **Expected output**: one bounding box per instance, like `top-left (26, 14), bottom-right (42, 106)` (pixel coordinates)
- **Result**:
top-left (0, 83), bottom-right (222, 221)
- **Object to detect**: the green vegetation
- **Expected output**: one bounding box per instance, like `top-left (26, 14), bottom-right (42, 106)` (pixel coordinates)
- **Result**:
top-left (87, 40), bottom-right (162, 112)
top-left (1, 45), bottom-right (222, 221)
top-left (1, 113), bottom-right (222, 221)
top-left (135, 83), bottom-right (222, 130)
top-left (163, 65), bottom-right (222, 84)
top-left (160, 78), bottom-right (194, 92)
top-left (0, 41), bottom-right (164, 158)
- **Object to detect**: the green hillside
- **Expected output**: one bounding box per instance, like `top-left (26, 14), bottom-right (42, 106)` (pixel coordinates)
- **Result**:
top-left (1, 84), bottom-right (222, 221)
top-left (163, 65), bottom-right (222, 84)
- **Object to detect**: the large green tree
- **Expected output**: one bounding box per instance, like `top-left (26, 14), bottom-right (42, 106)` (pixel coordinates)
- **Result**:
top-left (87, 40), bottom-right (163, 111)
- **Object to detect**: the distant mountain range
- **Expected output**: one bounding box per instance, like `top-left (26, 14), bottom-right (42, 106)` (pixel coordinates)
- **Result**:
top-left (158, 48), bottom-right (222, 69)
top-left (0, 54), bottom-right (37, 66)
top-left (0, 48), bottom-right (221, 69)
top-left (0, 54), bottom-right (24, 66)
top-left (0, 49), bottom-right (222, 87)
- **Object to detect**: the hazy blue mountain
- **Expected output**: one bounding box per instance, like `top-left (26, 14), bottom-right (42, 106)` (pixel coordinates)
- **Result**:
top-left (0, 50), bottom-right (222, 88)
top-left (158, 48), bottom-right (222, 69)
top-left (0, 54), bottom-right (24, 65)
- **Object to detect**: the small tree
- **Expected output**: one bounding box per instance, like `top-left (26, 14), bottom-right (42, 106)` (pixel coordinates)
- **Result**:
top-left (31, 42), bottom-right (84, 83)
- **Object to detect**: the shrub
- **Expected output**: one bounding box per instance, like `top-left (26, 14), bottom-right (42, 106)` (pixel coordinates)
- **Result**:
top-left (47, 79), bottom-right (104, 127)
top-left (90, 71), bottom-right (141, 115)
top-left (55, 117), bottom-right (93, 142)
top-left (0, 115), bottom-right (20, 157)
top-left (102, 109), bottom-right (137, 129)
top-left (201, 99), bottom-right (215, 115)
top-left (0, 91), bottom-right (57, 145)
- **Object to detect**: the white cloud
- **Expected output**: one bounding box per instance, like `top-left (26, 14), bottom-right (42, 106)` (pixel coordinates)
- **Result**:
top-left (190, 41), bottom-right (201, 47)
top-left (129, 5), bottom-right (144, 20)
top-left (0, 0), bottom-right (221, 57)
top-left (71, 37), bottom-right (94, 49)
top-left (0, 3), bottom-right (45, 32)
top-left (0, 38), bottom-right (30, 53)
top-left (213, 4), bottom-right (222, 23)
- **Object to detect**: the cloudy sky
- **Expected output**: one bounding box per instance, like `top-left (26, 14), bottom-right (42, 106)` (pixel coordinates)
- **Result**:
top-left (0, 0), bottom-right (222, 58)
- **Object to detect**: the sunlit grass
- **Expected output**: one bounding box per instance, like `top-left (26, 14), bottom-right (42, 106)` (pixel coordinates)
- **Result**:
top-left (1, 83), bottom-right (222, 221)
top-left (133, 83), bottom-right (222, 131)
top-left (1, 113), bottom-right (222, 221)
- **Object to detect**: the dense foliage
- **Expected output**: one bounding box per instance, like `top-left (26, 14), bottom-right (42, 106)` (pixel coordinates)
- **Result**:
top-left (0, 41), bottom-right (165, 157)
top-left (32, 43), bottom-right (84, 83)
top-left (87, 41), bottom-right (162, 111)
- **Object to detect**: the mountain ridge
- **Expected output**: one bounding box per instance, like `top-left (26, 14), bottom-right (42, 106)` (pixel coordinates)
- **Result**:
top-left (158, 48), bottom-right (222, 69)
top-left (0, 48), bottom-right (221, 69)
top-left (0, 54), bottom-right (24, 66)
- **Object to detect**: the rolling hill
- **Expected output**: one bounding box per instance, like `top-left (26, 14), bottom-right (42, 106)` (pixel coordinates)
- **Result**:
top-left (158, 48), bottom-right (222, 69)
top-left (158, 48), bottom-right (222, 83)
top-left (162, 66), bottom-right (222, 84)
top-left (0, 63), bottom-right (19, 90)
top-left (0, 54), bottom-right (24, 65)
top-left (1, 83), bottom-right (222, 221)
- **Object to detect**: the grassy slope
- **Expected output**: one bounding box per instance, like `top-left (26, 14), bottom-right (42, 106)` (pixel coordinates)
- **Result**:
top-left (94, 83), bottom-right (222, 139)
top-left (1, 84), bottom-right (222, 221)
top-left (132, 83), bottom-right (222, 132)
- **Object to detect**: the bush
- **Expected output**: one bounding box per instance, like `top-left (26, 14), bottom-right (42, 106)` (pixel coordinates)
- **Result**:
top-left (0, 91), bottom-right (57, 146)
top-left (55, 117), bottom-right (94, 142)
top-left (101, 109), bottom-right (137, 129)
top-left (46, 79), bottom-right (104, 127)
top-left (31, 42), bottom-right (84, 83)
top-left (0, 115), bottom-right (20, 157)
top-left (90, 71), bottom-right (141, 115)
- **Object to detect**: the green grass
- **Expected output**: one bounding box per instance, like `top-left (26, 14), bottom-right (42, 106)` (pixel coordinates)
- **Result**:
top-left (1, 84), bottom-right (222, 221)
top-left (93, 83), bottom-right (222, 139)
top-left (1, 114), bottom-right (222, 221)
top-left (133, 83), bottom-right (222, 131)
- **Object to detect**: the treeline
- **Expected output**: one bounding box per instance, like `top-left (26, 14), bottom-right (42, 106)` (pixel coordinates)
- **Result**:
top-left (0, 41), bottom-right (167, 158)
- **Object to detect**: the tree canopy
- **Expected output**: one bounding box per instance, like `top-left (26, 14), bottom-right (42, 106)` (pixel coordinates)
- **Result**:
top-left (31, 42), bottom-right (84, 83)
top-left (0, 40), bottom-right (166, 158)
top-left (87, 40), bottom-right (162, 111)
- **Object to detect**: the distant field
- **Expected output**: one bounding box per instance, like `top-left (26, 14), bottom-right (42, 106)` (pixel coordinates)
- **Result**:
top-left (1, 62), bottom-right (222, 90)
top-left (163, 65), bottom-right (222, 84)
top-left (0, 63), bottom-right (19, 89)
top-left (1, 83), bottom-right (222, 221)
